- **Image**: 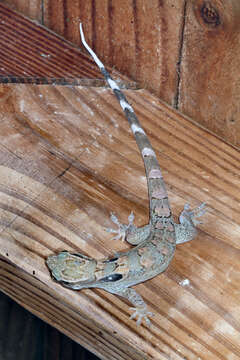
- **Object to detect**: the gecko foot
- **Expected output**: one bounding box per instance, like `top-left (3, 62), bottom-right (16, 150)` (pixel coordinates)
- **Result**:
top-left (105, 212), bottom-right (136, 242)
top-left (129, 305), bottom-right (154, 326)
top-left (180, 202), bottom-right (207, 226)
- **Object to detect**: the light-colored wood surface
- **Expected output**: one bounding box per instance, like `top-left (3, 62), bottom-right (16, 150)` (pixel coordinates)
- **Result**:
top-left (3, 0), bottom-right (240, 147)
top-left (0, 83), bottom-right (240, 359)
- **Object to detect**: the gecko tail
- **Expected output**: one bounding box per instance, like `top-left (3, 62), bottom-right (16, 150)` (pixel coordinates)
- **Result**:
top-left (46, 251), bottom-right (97, 286)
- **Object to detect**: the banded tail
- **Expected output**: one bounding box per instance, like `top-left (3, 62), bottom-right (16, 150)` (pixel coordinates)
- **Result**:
top-left (80, 24), bottom-right (171, 222)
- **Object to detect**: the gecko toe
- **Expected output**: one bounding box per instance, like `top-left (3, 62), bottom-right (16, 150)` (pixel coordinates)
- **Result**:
top-left (129, 306), bottom-right (154, 326)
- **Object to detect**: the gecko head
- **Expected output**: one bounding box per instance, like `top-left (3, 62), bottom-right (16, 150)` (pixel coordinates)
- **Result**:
top-left (46, 251), bottom-right (96, 283)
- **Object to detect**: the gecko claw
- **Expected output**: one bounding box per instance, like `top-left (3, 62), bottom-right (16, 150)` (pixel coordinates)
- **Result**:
top-left (129, 306), bottom-right (154, 326)
top-left (105, 211), bottom-right (136, 242)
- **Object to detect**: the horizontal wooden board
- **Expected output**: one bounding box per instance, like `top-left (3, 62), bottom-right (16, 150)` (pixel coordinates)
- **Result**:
top-left (0, 83), bottom-right (240, 359)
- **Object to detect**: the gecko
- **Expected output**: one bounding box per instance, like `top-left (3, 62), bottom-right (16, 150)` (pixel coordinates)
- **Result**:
top-left (46, 23), bottom-right (206, 326)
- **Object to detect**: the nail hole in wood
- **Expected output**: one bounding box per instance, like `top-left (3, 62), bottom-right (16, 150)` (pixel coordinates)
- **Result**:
top-left (201, 2), bottom-right (220, 27)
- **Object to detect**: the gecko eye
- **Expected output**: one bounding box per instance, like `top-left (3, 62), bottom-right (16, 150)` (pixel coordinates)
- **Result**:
top-left (103, 257), bottom-right (118, 263)
top-left (100, 273), bottom-right (123, 282)
top-left (72, 253), bottom-right (86, 258)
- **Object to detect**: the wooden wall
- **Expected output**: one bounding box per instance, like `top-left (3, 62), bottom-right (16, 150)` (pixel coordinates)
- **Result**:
top-left (3, 0), bottom-right (240, 147)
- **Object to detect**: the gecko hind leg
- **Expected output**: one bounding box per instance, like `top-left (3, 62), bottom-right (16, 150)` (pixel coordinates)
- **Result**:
top-left (114, 288), bottom-right (154, 326)
top-left (175, 202), bottom-right (207, 245)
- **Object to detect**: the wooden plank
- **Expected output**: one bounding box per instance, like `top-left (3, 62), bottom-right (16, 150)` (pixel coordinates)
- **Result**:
top-left (42, 0), bottom-right (240, 147)
top-left (178, 0), bottom-right (240, 146)
top-left (42, 0), bottom-right (184, 106)
top-left (3, 1), bottom-right (240, 147)
top-left (0, 3), bottom-right (135, 88)
top-left (2, 0), bottom-right (42, 21)
top-left (0, 83), bottom-right (240, 359)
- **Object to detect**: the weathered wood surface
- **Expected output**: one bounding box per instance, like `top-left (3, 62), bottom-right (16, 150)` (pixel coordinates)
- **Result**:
top-left (0, 3), bottom-right (135, 89)
top-left (1, 0), bottom-right (42, 21)
top-left (0, 83), bottom-right (240, 359)
top-left (2, 0), bottom-right (183, 106)
top-left (178, 0), bottom-right (240, 147)
top-left (3, 0), bottom-right (240, 147)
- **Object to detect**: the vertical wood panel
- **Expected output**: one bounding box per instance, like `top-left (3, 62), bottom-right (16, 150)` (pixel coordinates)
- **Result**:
top-left (0, 4), bottom-right (135, 87)
top-left (3, 0), bottom-right (42, 22)
top-left (43, 0), bottom-right (184, 106)
top-left (106, 0), bottom-right (136, 77)
top-left (178, 0), bottom-right (240, 146)
top-left (43, 0), bottom-right (65, 35)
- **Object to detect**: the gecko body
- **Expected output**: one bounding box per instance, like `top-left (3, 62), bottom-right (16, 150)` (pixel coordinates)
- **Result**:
top-left (46, 24), bottom-right (206, 326)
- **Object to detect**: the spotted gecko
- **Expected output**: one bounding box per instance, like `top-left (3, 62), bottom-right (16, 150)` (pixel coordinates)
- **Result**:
top-left (46, 24), bottom-right (206, 326)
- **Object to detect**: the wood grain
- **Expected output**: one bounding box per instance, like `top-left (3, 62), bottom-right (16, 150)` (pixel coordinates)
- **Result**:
top-left (178, 0), bottom-right (240, 146)
top-left (0, 83), bottom-right (240, 359)
top-left (0, 3), bottom-right (135, 88)
top-left (3, 1), bottom-right (240, 146)
top-left (2, 0), bottom-right (42, 21)
top-left (42, 0), bottom-right (185, 107)
top-left (42, 0), bottom-right (240, 147)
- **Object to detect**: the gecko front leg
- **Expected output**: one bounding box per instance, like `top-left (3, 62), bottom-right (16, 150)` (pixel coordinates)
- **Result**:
top-left (175, 203), bottom-right (206, 244)
top-left (106, 212), bottom-right (151, 245)
top-left (113, 288), bottom-right (153, 326)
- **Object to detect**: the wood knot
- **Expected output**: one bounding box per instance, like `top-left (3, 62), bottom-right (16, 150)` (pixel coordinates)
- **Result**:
top-left (201, 2), bottom-right (220, 27)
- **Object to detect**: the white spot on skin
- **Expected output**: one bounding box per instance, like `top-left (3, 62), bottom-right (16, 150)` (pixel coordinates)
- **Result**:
top-left (179, 279), bottom-right (190, 287)
top-left (155, 205), bottom-right (171, 217)
top-left (149, 169), bottom-right (162, 178)
top-left (119, 99), bottom-right (134, 112)
top-left (152, 189), bottom-right (167, 199)
top-left (107, 78), bottom-right (120, 90)
top-left (142, 148), bottom-right (156, 157)
top-left (131, 124), bottom-right (146, 135)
